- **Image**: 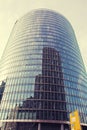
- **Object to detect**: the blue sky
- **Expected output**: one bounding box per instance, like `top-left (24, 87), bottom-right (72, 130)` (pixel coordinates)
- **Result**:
top-left (0, 0), bottom-right (87, 69)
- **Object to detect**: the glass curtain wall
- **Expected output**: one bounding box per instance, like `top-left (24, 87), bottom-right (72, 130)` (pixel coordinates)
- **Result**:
top-left (0, 9), bottom-right (87, 130)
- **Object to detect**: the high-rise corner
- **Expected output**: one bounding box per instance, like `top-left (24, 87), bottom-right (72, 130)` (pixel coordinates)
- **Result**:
top-left (0, 9), bottom-right (87, 130)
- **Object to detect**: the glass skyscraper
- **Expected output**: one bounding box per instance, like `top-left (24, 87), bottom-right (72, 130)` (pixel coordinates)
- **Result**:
top-left (0, 9), bottom-right (87, 130)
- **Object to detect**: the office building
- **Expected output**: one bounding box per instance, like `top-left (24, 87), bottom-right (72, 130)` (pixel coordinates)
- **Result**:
top-left (0, 9), bottom-right (87, 130)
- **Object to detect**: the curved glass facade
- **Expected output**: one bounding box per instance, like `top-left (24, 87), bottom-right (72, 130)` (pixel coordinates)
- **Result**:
top-left (0, 9), bottom-right (87, 130)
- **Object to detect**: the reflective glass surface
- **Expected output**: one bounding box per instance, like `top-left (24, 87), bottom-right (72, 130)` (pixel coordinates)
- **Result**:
top-left (0, 9), bottom-right (87, 127)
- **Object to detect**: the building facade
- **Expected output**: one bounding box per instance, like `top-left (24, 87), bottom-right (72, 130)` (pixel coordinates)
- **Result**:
top-left (0, 9), bottom-right (87, 130)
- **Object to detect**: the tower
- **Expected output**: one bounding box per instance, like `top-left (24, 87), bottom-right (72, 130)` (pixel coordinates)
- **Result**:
top-left (0, 9), bottom-right (87, 130)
